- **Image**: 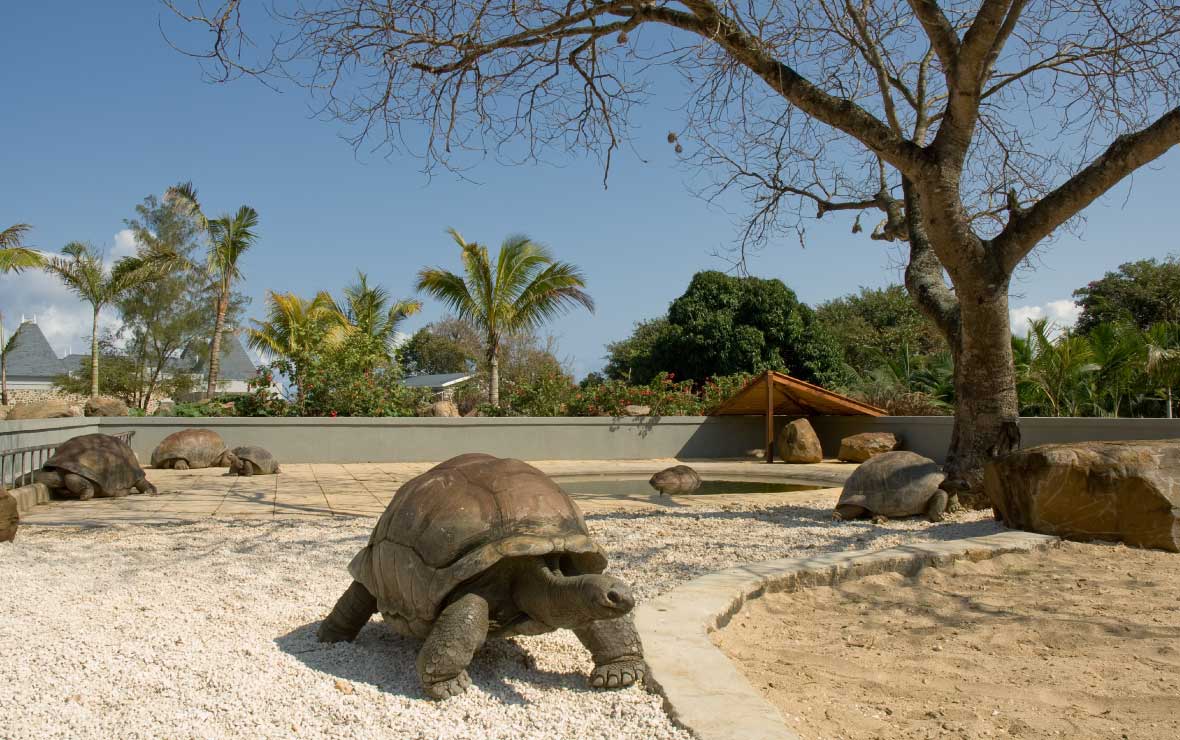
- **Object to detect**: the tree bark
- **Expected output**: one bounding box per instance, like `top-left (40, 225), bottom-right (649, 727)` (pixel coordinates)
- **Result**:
top-left (488, 348), bottom-right (500, 407)
top-left (1, 355), bottom-right (8, 407)
top-left (207, 289), bottom-right (229, 398)
top-left (90, 307), bottom-right (100, 398)
top-left (941, 282), bottom-right (1020, 507)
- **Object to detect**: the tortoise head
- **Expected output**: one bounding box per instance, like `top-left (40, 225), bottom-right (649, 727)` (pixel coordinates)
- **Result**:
top-left (223, 451), bottom-right (242, 474)
top-left (511, 557), bottom-right (635, 630)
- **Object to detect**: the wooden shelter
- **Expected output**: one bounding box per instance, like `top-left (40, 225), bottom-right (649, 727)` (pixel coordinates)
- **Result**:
top-left (709, 371), bottom-right (886, 462)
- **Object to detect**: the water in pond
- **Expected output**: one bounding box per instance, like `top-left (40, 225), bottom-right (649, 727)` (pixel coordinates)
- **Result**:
top-left (554, 475), bottom-right (823, 498)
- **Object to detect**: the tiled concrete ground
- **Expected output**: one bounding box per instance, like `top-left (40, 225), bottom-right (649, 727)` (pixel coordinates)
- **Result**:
top-left (18, 459), bottom-right (856, 525)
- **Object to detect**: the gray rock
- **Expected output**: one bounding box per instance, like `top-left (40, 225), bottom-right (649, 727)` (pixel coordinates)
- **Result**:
top-left (985, 440), bottom-right (1180, 552)
top-left (649, 465), bottom-right (702, 495)
top-left (835, 451), bottom-right (947, 522)
top-left (778, 418), bottom-right (823, 463)
top-left (623, 405), bottom-right (652, 417)
top-left (838, 432), bottom-right (900, 463)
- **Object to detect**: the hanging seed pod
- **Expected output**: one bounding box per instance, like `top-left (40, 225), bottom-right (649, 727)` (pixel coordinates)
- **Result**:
top-left (666, 132), bottom-right (678, 144)
top-left (674, 143), bottom-right (684, 154)
top-left (617, 31), bottom-right (629, 44)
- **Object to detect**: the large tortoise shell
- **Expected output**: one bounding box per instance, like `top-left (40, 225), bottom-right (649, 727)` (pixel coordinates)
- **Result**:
top-left (43, 434), bottom-right (146, 495)
top-left (837, 450), bottom-right (945, 516)
top-left (150, 429), bottom-right (228, 468)
top-left (348, 453), bottom-right (607, 634)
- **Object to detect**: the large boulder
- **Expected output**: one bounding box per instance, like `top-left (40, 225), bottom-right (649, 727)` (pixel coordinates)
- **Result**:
top-left (985, 440), bottom-right (1180, 552)
top-left (6, 400), bottom-right (83, 420)
top-left (1, 486), bottom-right (17, 542)
top-left (835, 451), bottom-right (947, 522)
top-left (84, 396), bottom-right (129, 417)
top-left (838, 432), bottom-right (900, 463)
top-left (649, 465), bottom-right (702, 495)
top-left (778, 418), bottom-right (823, 463)
top-left (426, 399), bottom-right (461, 418)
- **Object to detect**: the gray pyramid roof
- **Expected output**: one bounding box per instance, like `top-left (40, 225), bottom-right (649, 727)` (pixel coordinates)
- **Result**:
top-left (3, 322), bottom-right (66, 378)
top-left (187, 330), bottom-right (259, 381)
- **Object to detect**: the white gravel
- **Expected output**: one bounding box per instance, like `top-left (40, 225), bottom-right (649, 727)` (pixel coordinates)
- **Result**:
top-left (0, 494), bottom-right (1001, 739)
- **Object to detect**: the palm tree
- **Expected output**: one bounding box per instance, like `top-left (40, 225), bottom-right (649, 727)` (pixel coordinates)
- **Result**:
top-left (328, 272), bottom-right (422, 370)
top-left (42, 242), bottom-right (164, 397)
top-left (246, 291), bottom-right (336, 404)
top-left (166, 182), bottom-right (260, 397)
top-left (0, 223), bottom-right (42, 272)
top-left (1144, 322), bottom-right (1180, 419)
top-left (416, 228), bottom-right (593, 406)
top-left (1021, 319), bottom-right (1099, 417)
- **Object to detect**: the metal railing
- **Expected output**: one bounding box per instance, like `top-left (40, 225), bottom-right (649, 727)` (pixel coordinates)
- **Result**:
top-left (1, 431), bottom-right (135, 489)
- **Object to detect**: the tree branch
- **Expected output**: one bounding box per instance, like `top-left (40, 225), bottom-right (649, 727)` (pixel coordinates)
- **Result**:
top-left (905, 0), bottom-right (960, 70)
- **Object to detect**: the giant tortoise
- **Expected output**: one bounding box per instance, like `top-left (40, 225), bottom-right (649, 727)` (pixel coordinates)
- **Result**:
top-left (226, 446), bottom-right (280, 476)
top-left (150, 429), bottom-right (231, 470)
top-left (317, 453), bottom-right (646, 699)
top-left (35, 433), bottom-right (157, 499)
top-left (833, 450), bottom-right (947, 523)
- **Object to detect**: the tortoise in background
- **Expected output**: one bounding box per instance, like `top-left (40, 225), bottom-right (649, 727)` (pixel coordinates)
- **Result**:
top-left (35, 433), bottom-right (157, 499)
top-left (834, 451), bottom-right (947, 523)
top-left (649, 464), bottom-right (702, 495)
top-left (318, 453), bottom-right (646, 699)
top-left (150, 429), bottom-right (231, 470)
top-left (226, 446), bottom-right (280, 476)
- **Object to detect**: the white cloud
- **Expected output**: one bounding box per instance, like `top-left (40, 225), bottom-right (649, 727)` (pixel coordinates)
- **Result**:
top-left (1009, 299), bottom-right (1082, 337)
top-left (0, 232), bottom-right (140, 357)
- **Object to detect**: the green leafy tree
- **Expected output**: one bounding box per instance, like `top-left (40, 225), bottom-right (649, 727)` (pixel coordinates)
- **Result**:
top-left (165, 182), bottom-right (260, 397)
top-left (1144, 322), bottom-right (1180, 419)
top-left (0, 323), bottom-right (17, 405)
top-left (816, 285), bottom-right (947, 377)
top-left (246, 291), bottom-right (337, 405)
top-left (1074, 258), bottom-right (1180, 333)
top-left (327, 271), bottom-right (422, 372)
top-left (606, 271), bottom-right (846, 386)
top-left (42, 242), bottom-right (164, 397)
top-left (0, 223), bottom-right (42, 273)
top-left (416, 229), bottom-right (593, 406)
top-left (399, 324), bottom-right (477, 375)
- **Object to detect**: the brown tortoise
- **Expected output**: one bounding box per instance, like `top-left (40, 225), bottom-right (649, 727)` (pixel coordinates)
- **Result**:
top-left (317, 453), bottom-right (647, 700)
top-left (150, 429), bottom-right (232, 470)
top-left (35, 433), bottom-right (157, 499)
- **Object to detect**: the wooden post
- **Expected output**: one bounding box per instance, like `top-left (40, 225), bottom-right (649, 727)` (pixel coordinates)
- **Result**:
top-left (765, 372), bottom-right (774, 464)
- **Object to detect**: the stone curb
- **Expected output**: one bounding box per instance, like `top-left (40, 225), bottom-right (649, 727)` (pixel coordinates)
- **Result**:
top-left (634, 530), bottom-right (1060, 740)
top-left (7, 483), bottom-right (50, 515)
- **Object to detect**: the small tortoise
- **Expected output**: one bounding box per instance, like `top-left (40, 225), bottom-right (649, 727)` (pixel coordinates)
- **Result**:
top-left (833, 450), bottom-right (947, 524)
top-left (318, 453), bottom-right (646, 700)
top-left (35, 433), bottom-right (157, 499)
top-left (226, 446), bottom-right (280, 476)
top-left (649, 464), bottom-right (701, 495)
top-left (150, 429), bottom-right (231, 470)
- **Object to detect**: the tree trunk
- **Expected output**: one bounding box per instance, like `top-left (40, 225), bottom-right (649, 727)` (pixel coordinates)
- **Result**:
top-left (207, 290), bottom-right (229, 397)
top-left (941, 283), bottom-right (1021, 507)
top-left (1169, 387), bottom-right (1174, 419)
top-left (90, 308), bottom-right (100, 398)
top-left (489, 347), bottom-right (500, 407)
top-left (1, 355), bottom-right (8, 407)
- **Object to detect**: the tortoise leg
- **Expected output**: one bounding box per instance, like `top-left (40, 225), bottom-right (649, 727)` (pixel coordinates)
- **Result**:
top-left (240, 464), bottom-right (254, 477)
top-left (171, 460), bottom-right (189, 471)
top-left (833, 504), bottom-right (867, 521)
top-left (574, 615), bottom-right (647, 689)
top-left (63, 473), bottom-right (95, 500)
top-left (926, 490), bottom-right (948, 522)
top-left (135, 477), bottom-right (159, 496)
top-left (317, 580), bottom-right (378, 643)
top-left (417, 593), bottom-right (489, 700)
top-left (872, 514), bottom-right (889, 524)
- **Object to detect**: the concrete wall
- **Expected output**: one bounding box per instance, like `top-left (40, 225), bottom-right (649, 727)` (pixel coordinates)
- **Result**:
top-left (808, 415), bottom-right (1180, 463)
top-left (3, 415), bottom-right (1179, 465)
top-left (96, 416), bottom-right (767, 463)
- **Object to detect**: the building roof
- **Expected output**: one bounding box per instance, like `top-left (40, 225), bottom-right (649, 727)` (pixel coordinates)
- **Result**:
top-left (2, 321), bottom-right (65, 378)
top-left (186, 331), bottom-right (259, 381)
top-left (402, 372), bottom-right (474, 390)
top-left (709, 370), bottom-right (886, 417)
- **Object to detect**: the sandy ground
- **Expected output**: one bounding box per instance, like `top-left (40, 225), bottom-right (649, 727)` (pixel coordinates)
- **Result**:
top-left (717, 541), bottom-right (1180, 740)
top-left (1, 491), bottom-right (1000, 740)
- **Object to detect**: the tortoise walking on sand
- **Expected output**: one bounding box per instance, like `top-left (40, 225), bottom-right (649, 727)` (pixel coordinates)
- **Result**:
top-left (35, 433), bottom-right (157, 499)
top-left (226, 446), bottom-right (280, 476)
top-left (151, 429), bottom-right (231, 470)
top-left (317, 453), bottom-right (646, 700)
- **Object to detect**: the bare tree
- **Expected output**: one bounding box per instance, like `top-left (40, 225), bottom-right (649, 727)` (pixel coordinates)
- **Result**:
top-left (164, 0), bottom-right (1180, 503)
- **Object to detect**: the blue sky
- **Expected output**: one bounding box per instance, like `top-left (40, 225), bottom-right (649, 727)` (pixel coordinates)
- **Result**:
top-left (2, 2), bottom-right (1178, 377)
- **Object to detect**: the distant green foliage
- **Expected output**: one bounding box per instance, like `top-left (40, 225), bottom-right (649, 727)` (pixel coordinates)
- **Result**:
top-left (604, 271), bottom-right (846, 387)
top-left (486, 370), bottom-right (753, 417)
top-left (815, 285), bottom-right (947, 379)
top-left (399, 321), bottom-right (477, 375)
top-left (1073, 257), bottom-right (1180, 333)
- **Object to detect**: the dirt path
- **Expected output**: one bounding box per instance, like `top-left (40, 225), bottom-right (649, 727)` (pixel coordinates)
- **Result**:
top-left (716, 541), bottom-right (1180, 739)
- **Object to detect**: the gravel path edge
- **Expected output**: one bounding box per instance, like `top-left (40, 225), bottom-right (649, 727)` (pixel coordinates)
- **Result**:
top-left (633, 531), bottom-right (1061, 740)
